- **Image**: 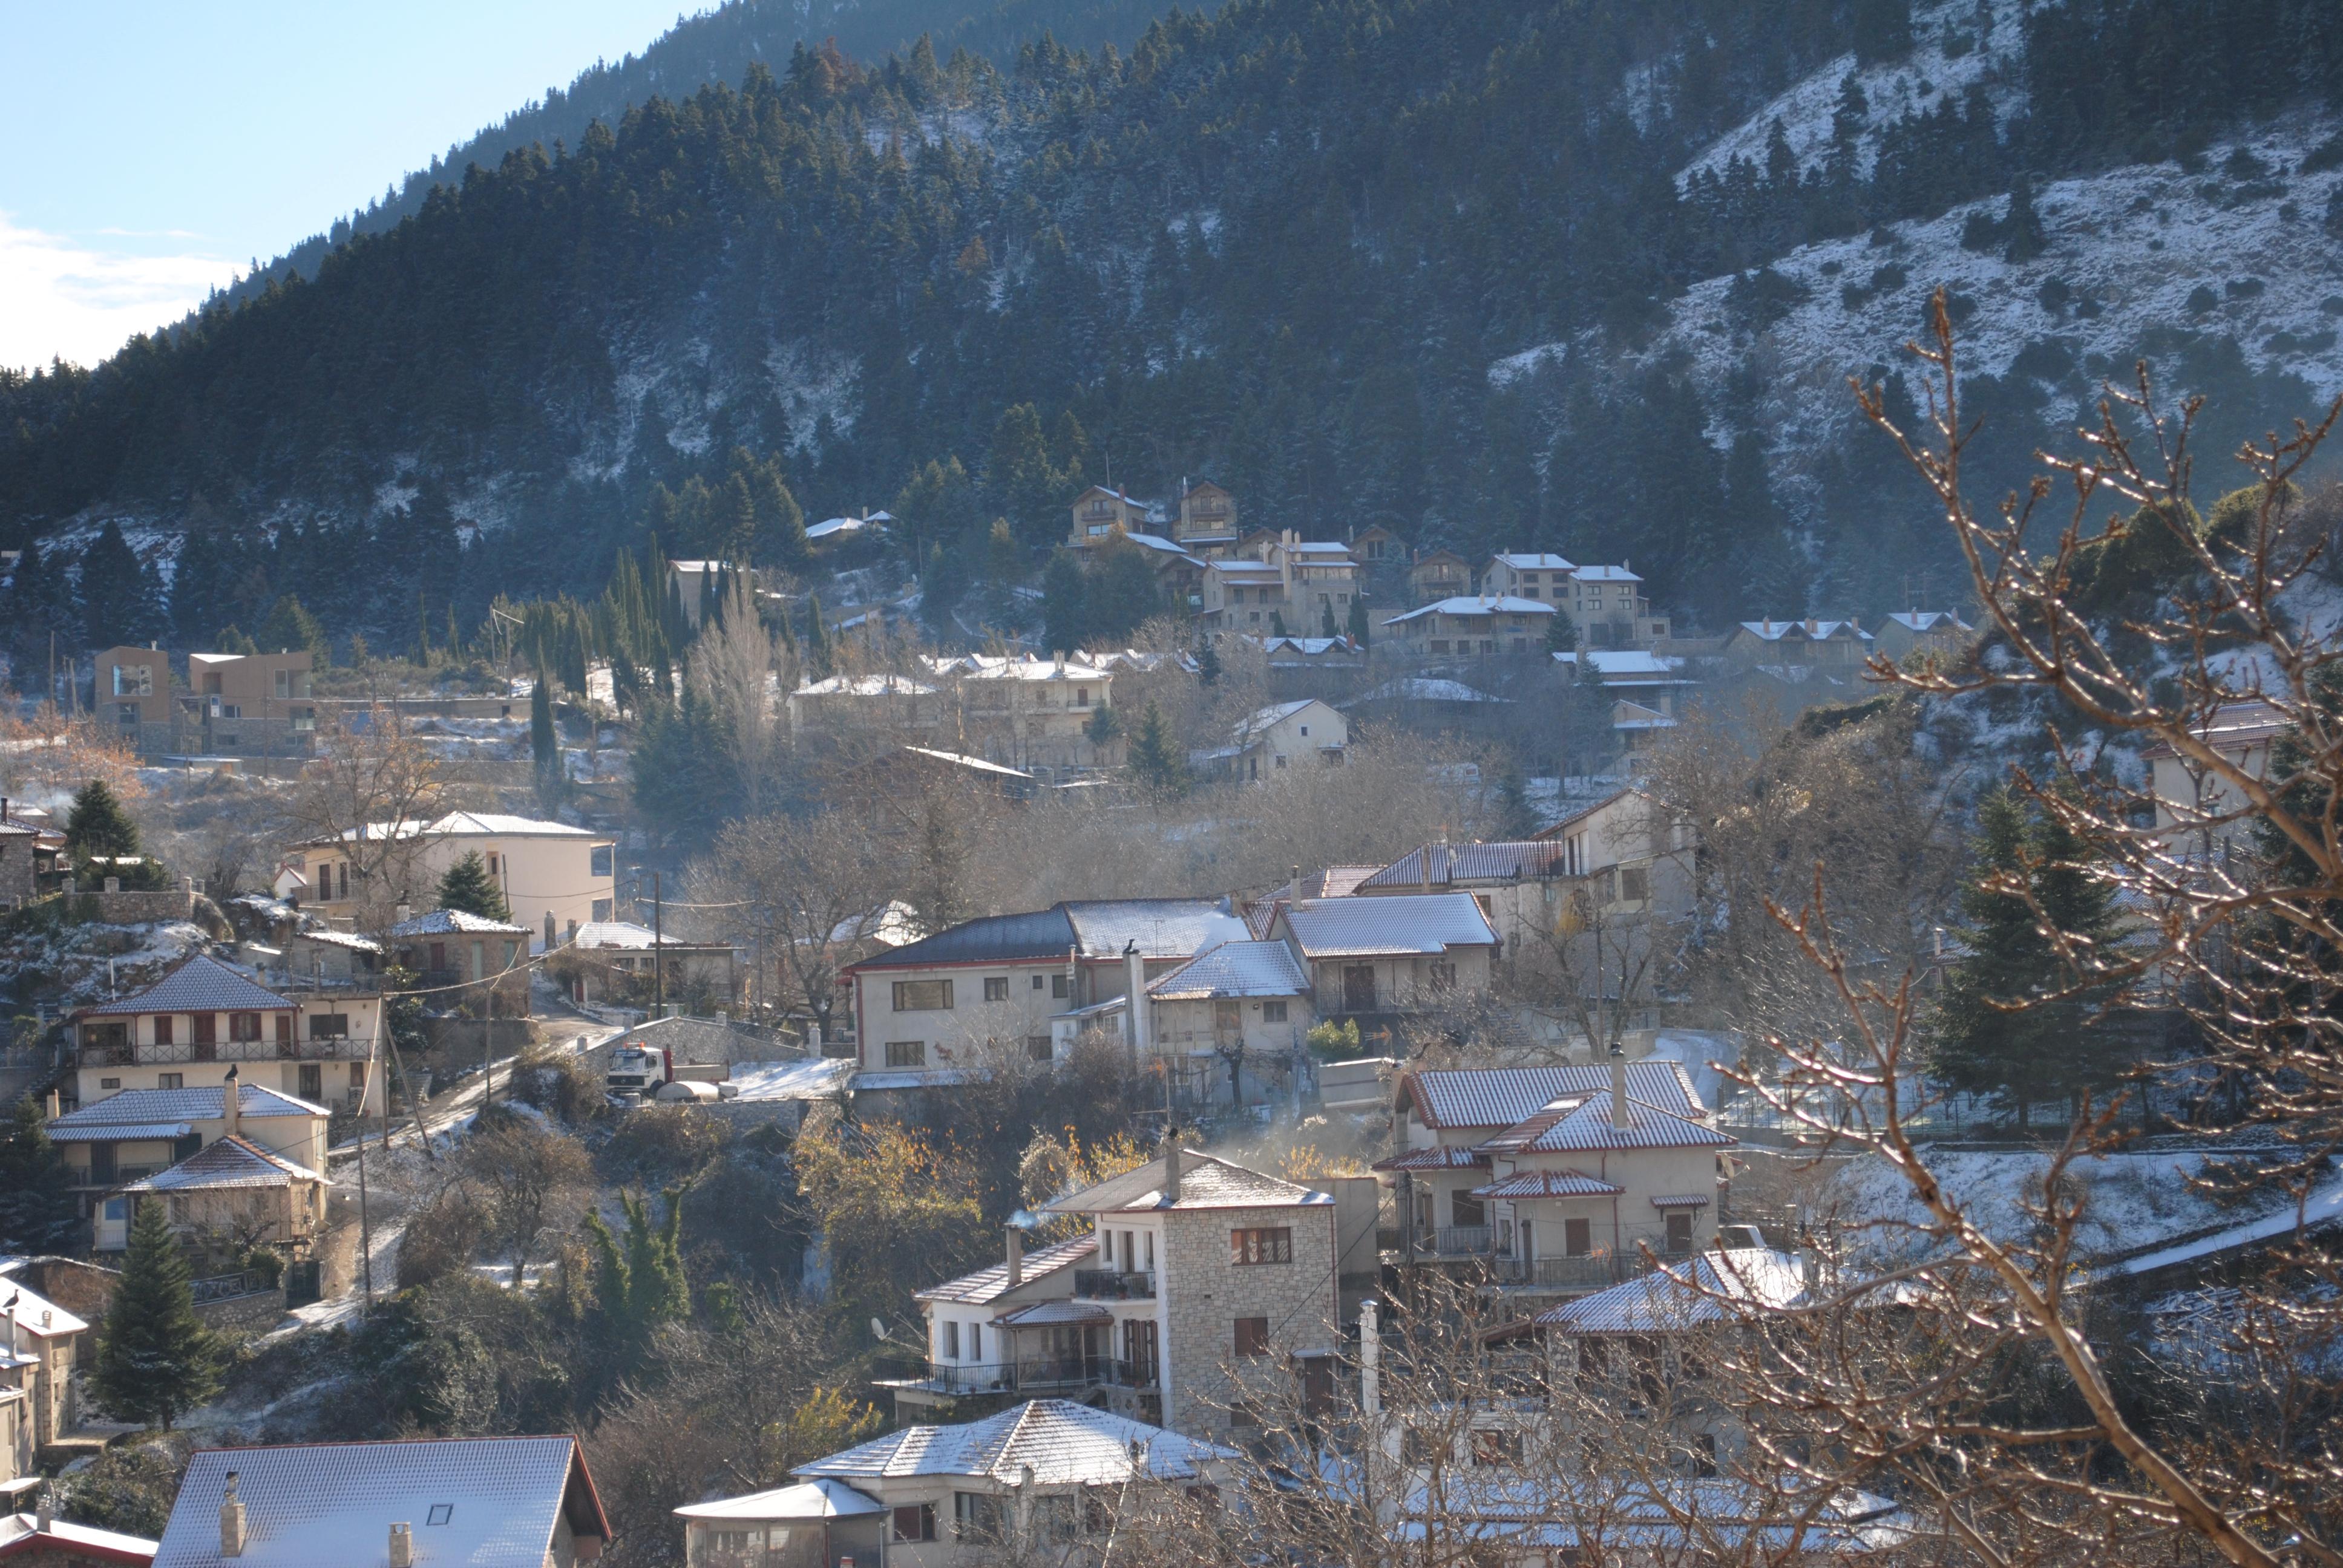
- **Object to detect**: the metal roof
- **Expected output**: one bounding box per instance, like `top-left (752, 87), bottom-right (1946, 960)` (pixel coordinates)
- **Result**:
top-left (919, 1235), bottom-right (1097, 1305)
top-left (1044, 1151), bottom-right (1331, 1215)
top-left (1733, 618), bottom-right (1872, 642)
top-left (1148, 941), bottom-right (1309, 1000)
top-left (1403, 1063), bottom-right (1702, 1128)
top-left (383, 908), bottom-right (531, 936)
top-left (1470, 1169), bottom-right (1620, 1200)
top-left (1062, 900), bottom-right (1250, 960)
top-left (1370, 1146), bottom-right (1491, 1172)
top-left (674, 1478), bottom-right (885, 1523)
top-left (1277, 893), bottom-right (1497, 958)
top-left (1358, 841), bottom-right (1569, 891)
top-left (845, 907), bottom-right (1078, 970)
top-left (1511, 1094), bottom-right (1737, 1154)
top-left (796, 1400), bottom-right (1235, 1487)
top-left (121, 1136), bottom-right (324, 1193)
top-left (1381, 596), bottom-right (1558, 625)
top-left (992, 1300), bottom-right (1113, 1328)
top-left (0, 1511), bottom-right (157, 1562)
top-left (56, 1084), bottom-right (329, 1132)
top-left (154, 1437), bottom-right (606, 1568)
top-left (82, 956), bottom-right (291, 1018)
top-left (1533, 1249), bottom-right (1806, 1334)
top-left (47, 1122), bottom-right (194, 1144)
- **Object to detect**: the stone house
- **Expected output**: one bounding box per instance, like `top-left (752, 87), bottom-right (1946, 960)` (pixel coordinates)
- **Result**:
top-left (0, 1280), bottom-right (88, 1460)
top-left (932, 653), bottom-right (1122, 774)
top-left (1349, 524), bottom-right (1403, 568)
top-left (1066, 486), bottom-right (1152, 549)
top-left (1476, 552), bottom-right (1576, 601)
top-left (1199, 532), bottom-right (1362, 633)
top-left (1561, 564), bottom-right (1670, 647)
top-left (381, 907), bottom-right (533, 1017)
top-left (1378, 596), bottom-right (1555, 656)
top-left (1173, 480), bottom-right (1240, 555)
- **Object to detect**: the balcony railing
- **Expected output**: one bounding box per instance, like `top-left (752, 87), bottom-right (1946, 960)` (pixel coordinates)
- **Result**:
top-left (1073, 1269), bottom-right (1157, 1300)
top-left (1494, 1247), bottom-right (1680, 1292)
top-left (1434, 1224), bottom-right (1495, 1256)
top-left (882, 1357), bottom-right (1155, 1396)
top-left (79, 1036), bottom-right (370, 1068)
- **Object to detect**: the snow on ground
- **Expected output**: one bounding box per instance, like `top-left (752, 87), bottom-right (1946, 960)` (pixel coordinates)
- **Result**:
top-left (1825, 1142), bottom-right (2342, 1270)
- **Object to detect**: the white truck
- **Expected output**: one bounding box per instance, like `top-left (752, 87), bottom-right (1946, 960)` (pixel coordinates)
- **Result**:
top-left (607, 1040), bottom-right (729, 1099)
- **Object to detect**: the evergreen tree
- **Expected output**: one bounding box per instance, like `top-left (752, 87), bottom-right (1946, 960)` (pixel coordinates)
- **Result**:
top-left (531, 676), bottom-right (560, 805)
top-left (1346, 595), bottom-right (1371, 648)
top-left (1559, 653), bottom-right (1615, 779)
top-left (1544, 609), bottom-right (1579, 653)
top-left (984, 518), bottom-right (1021, 627)
top-left (1196, 638), bottom-right (1222, 686)
top-left (1126, 700), bottom-right (1189, 797)
top-left (65, 779), bottom-right (143, 863)
top-left (920, 541), bottom-right (968, 633)
top-left (1041, 550), bottom-right (1088, 654)
top-left (0, 1094), bottom-right (77, 1253)
top-left (583, 1186), bottom-right (690, 1350)
top-left (801, 595), bottom-right (833, 679)
top-left (436, 851), bottom-right (512, 922)
top-left (90, 1197), bottom-right (224, 1429)
top-left (258, 595), bottom-right (330, 667)
top-left (214, 625), bottom-right (258, 656)
top-left (78, 522), bottom-right (159, 650)
top-left (1084, 535), bottom-right (1159, 644)
top-left (1320, 602), bottom-right (1340, 638)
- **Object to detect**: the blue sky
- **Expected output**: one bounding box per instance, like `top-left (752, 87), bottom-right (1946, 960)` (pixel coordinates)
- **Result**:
top-left (1, 1), bottom-right (707, 373)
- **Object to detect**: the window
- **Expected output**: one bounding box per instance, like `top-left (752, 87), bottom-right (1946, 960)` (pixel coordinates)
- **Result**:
top-left (591, 844), bottom-right (614, 878)
top-left (153, 1015), bottom-right (174, 1046)
top-left (893, 1504), bottom-right (936, 1543)
top-left (1274, 755), bottom-right (1287, 769)
top-left (1075, 687), bottom-right (1090, 707)
top-left (299, 1063), bottom-right (323, 1103)
top-left (1450, 1191), bottom-right (1486, 1228)
top-left (310, 1014), bottom-right (350, 1039)
top-left (893, 979), bottom-right (952, 1011)
top-left (1618, 866), bottom-right (1651, 903)
top-left (983, 976), bottom-right (1010, 1002)
top-left (1429, 639), bottom-right (1449, 654)
top-left (1233, 1317), bottom-right (1270, 1357)
top-left (1052, 974), bottom-right (1069, 999)
top-left (485, 852), bottom-right (500, 877)
top-left (218, 704), bottom-right (241, 720)
top-left (1565, 1217), bottom-right (1593, 1257)
top-left (113, 664), bottom-right (151, 696)
top-left (969, 1324), bottom-right (981, 1361)
top-left (193, 1014), bottom-right (216, 1047)
top-left (1426, 961), bottom-right (1456, 990)
top-left (952, 1493), bottom-right (1002, 1540)
top-left (942, 1321), bottom-right (960, 1359)
top-left (1032, 974), bottom-right (1046, 990)
top-left (275, 1014), bottom-right (293, 1047)
top-left (1298, 725), bottom-right (1308, 737)
top-left (1262, 1000), bottom-right (1287, 1023)
top-left (1472, 1429), bottom-right (1524, 1467)
top-left (1026, 1036), bottom-right (1053, 1062)
top-left (885, 1040), bottom-right (926, 1068)
top-left (1230, 1227), bottom-right (1293, 1266)
top-left (157, 1072), bottom-right (183, 1090)
top-left (274, 670), bottom-right (292, 699)
top-left (1665, 1212), bottom-right (1694, 1253)
top-left (99, 1077), bottom-right (120, 1091)
top-left (229, 1012), bottom-right (262, 1042)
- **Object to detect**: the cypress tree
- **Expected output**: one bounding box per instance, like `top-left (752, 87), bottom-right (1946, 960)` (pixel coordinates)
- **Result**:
top-left (91, 1197), bottom-right (224, 1429)
top-left (0, 1096), bottom-right (77, 1253)
top-left (1346, 595), bottom-right (1371, 648)
top-left (801, 595), bottom-right (833, 679)
top-left (436, 851), bottom-right (512, 922)
top-left (531, 675), bottom-right (559, 796)
top-left (583, 1187), bottom-right (690, 1351)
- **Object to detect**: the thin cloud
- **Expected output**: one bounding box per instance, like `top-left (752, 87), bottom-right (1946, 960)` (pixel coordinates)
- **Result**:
top-left (0, 211), bottom-right (238, 373)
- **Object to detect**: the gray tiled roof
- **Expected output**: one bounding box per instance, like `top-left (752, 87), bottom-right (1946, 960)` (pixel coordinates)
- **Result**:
top-left (122, 1135), bottom-right (324, 1192)
top-left (82, 955), bottom-right (291, 1018)
top-left (1358, 841), bottom-right (1570, 891)
top-left (1044, 1151), bottom-right (1332, 1215)
top-left (918, 1235), bottom-right (1097, 1305)
top-left (50, 1083), bottom-right (327, 1131)
top-left (1533, 1249), bottom-right (1806, 1334)
top-left (1403, 1063), bottom-right (1701, 1128)
top-left (797, 1399), bottom-right (1234, 1486)
top-left (156, 1437), bottom-right (604, 1568)
top-left (384, 908), bottom-right (530, 937)
top-left (1148, 941), bottom-right (1308, 1000)
top-left (1278, 893), bottom-right (1496, 957)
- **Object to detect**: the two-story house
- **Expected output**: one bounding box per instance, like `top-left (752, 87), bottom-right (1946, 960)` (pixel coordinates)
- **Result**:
top-left (96, 645), bottom-right (175, 756)
top-left (71, 955), bottom-right (382, 1117)
top-left (1195, 700), bottom-right (1348, 783)
top-left (785, 673), bottom-right (945, 743)
top-left (1199, 532), bottom-right (1362, 633)
top-left (1380, 596), bottom-right (1555, 656)
top-left (1873, 609), bottom-right (1976, 664)
top-left (0, 803), bottom-right (64, 911)
top-left (1173, 480), bottom-right (1240, 556)
top-left (382, 907), bottom-right (533, 1016)
top-left (1267, 892), bottom-right (1499, 1021)
top-left (1550, 648), bottom-right (1696, 717)
top-left (47, 1074), bottom-right (332, 1252)
top-left (287, 811), bottom-right (616, 936)
top-left (1477, 552), bottom-right (1577, 601)
top-left (1406, 549), bottom-right (1473, 606)
top-left (183, 650), bottom-right (318, 760)
top-left (1564, 564), bottom-right (1670, 647)
top-left (712, 1401), bottom-right (1233, 1568)
top-left (0, 1279), bottom-right (90, 1459)
top-left (2143, 699), bottom-right (2289, 848)
top-left (1719, 617), bottom-right (1875, 671)
top-left (942, 653), bottom-right (1122, 774)
top-left (1374, 1060), bottom-right (1733, 1291)
top-left (1066, 486), bottom-right (1152, 549)
top-left (1063, 939), bottom-right (1319, 1111)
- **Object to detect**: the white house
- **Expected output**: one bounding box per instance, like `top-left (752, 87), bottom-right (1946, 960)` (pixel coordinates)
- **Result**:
top-left (1198, 699), bottom-right (1348, 782)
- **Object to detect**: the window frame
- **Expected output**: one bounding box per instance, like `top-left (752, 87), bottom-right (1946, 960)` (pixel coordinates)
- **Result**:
top-left (983, 976), bottom-right (1010, 1002)
top-left (892, 978), bottom-right (954, 1012)
top-left (885, 1040), bottom-right (927, 1068)
top-left (1230, 1227), bottom-right (1293, 1266)
top-left (1233, 1316), bottom-right (1271, 1357)
top-left (893, 1503), bottom-right (937, 1543)
top-left (1260, 999), bottom-right (1288, 1024)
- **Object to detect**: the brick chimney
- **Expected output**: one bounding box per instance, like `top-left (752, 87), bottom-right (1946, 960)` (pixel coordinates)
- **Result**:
top-left (218, 1472), bottom-right (246, 1557)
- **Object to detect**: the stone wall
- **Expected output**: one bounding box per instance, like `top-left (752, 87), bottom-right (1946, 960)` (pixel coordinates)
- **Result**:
top-left (194, 1285), bottom-right (289, 1337)
top-left (1159, 1198), bottom-right (1339, 1436)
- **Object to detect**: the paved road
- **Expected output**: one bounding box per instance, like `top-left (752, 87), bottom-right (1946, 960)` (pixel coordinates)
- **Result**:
top-left (327, 1017), bottom-right (622, 1160)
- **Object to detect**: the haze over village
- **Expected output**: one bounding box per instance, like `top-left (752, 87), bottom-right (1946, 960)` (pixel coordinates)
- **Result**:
top-left (3, 1), bottom-right (2343, 1566)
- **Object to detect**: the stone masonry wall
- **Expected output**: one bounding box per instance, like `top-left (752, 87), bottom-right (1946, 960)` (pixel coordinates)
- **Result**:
top-left (1160, 1200), bottom-right (1339, 1437)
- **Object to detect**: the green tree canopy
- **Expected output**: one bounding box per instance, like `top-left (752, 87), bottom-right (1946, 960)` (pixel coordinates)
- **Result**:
top-left (91, 1197), bottom-right (224, 1429)
top-left (1127, 700), bottom-right (1190, 799)
top-left (257, 593), bottom-right (330, 667)
top-left (436, 851), bottom-right (513, 922)
top-left (0, 1094), bottom-right (78, 1253)
top-left (583, 1186), bottom-right (690, 1351)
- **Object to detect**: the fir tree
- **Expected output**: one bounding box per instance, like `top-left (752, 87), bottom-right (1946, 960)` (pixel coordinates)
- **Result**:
top-left (1346, 595), bottom-right (1371, 648)
top-left (78, 521), bottom-right (160, 650)
top-left (583, 1186), bottom-right (690, 1350)
top-left (0, 1094), bottom-right (77, 1253)
top-left (65, 779), bottom-right (143, 863)
top-left (258, 595), bottom-right (330, 667)
top-left (1544, 609), bottom-right (1579, 653)
top-left (1126, 700), bottom-right (1189, 798)
top-left (1269, 611), bottom-right (1289, 638)
top-left (1084, 534), bottom-right (1159, 644)
top-left (1196, 638), bottom-right (1222, 686)
top-left (91, 1197), bottom-right (224, 1429)
top-left (984, 518), bottom-right (1021, 627)
top-left (436, 851), bottom-right (512, 922)
top-left (1041, 550), bottom-right (1087, 655)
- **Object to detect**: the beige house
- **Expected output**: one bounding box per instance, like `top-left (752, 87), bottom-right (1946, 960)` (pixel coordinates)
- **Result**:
top-left (1477, 552), bottom-right (1577, 600)
top-left (72, 955), bottom-right (383, 1117)
top-left (937, 653), bottom-right (1122, 773)
top-left (667, 560), bottom-right (756, 627)
top-left (1139, 941), bottom-right (1314, 1109)
top-left (47, 1077), bottom-right (332, 1252)
top-left (119, 1134), bottom-right (330, 1257)
top-left (1066, 486), bottom-right (1151, 549)
top-left (96, 644), bottom-right (174, 754)
top-left (784, 673), bottom-right (943, 741)
top-left (1874, 608), bottom-right (1976, 663)
top-left (1172, 479), bottom-right (1240, 555)
top-left (1406, 549), bottom-right (1472, 605)
top-left (1565, 564), bottom-right (1670, 647)
top-left (1349, 524), bottom-right (1403, 567)
top-left (1720, 616), bottom-right (1875, 670)
top-left (1380, 595), bottom-right (1554, 656)
top-left (1268, 892), bottom-right (1498, 1020)
top-left (1198, 531), bottom-right (1362, 632)
top-left (1198, 699), bottom-right (1347, 783)
top-left (288, 811), bottom-right (616, 936)
top-left (2145, 700), bottom-right (2287, 846)
top-left (185, 650), bottom-right (318, 758)
top-left (1376, 1060), bottom-right (1732, 1289)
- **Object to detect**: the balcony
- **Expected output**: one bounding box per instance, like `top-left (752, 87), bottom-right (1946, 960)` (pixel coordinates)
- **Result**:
top-left (1072, 1269), bottom-right (1156, 1300)
top-left (1434, 1224), bottom-right (1496, 1256)
top-left (80, 1035), bottom-right (370, 1068)
top-left (878, 1356), bottom-right (1154, 1397)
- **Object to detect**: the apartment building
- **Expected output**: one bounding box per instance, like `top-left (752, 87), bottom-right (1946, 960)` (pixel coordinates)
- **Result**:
top-left (1199, 531), bottom-right (1362, 632)
top-left (1719, 616), bottom-right (1876, 670)
top-left (287, 811), bottom-right (615, 936)
top-left (70, 955), bottom-right (383, 1117)
top-left (94, 645), bottom-right (318, 760)
top-left (1379, 596), bottom-right (1555, 655)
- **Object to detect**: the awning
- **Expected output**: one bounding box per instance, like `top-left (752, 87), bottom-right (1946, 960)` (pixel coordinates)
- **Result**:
top-left (47, 1123), bottom-right (192, 1142)
top-left (992, 1301), bottom-right (1113, 1328)
top-left (1648, 1194), bottom-right (1712, 1209)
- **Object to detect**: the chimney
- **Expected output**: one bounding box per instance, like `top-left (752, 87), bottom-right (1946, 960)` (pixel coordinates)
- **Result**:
top-left (395, 904), bottom-right (411, 925)
top-left (388, 1522), bottom-right (413, 1568)
top-left (1358, 1298), bottom-right (1381, 1416)
top-left (1054, 650), bottom-right (1067, 676)
top-left (219, 1472), bottom-right (246, 1557)
top-left (1164, 1137), bottom-right (1184, 1204)
top-left (34, 1486), bottom-right (51, 1533)
top-left (222, 1064), bottom-right (242, 1139)
top-left (1608, 1044), bottom-right (1631, 1131)
top-left (1123, 941), bottom-right (1150, 1056)
top-left (1006, 1226), bottom-right (1024, 1287)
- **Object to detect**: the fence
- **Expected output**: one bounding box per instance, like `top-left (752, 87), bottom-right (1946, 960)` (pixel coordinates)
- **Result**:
top-left (1072, 1269), bottom-right (1156, 1300)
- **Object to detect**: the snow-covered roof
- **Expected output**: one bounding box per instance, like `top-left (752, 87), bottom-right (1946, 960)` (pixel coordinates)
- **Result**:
top-left (1119, 532), bottom-right (1205, 563)
top-left (81, 955), bottom-right (291, 1018)
top-left (155, 1437), bottom-right (608, 1568)
top-left (675, 1478), bottom-right (885, 1523)
top-left (1733, 618), bottom-right (1872, 642)
top-left (1487, 552), bottom-right (1576, 571)
top-left (121, 1135), bottom-right (324, 1193)
top-left (724, 1058), bottom-right (854, 1103)
top-left (1551, 650), bottom-right (1686, 678)
top-left (793, 673), bottom-right (937, 697)
top-left (827, 900), bottom-right (920, 947)
top-left (1470, 1169), bottom-right (1622, 1200)
top-left (919, 1235), bottom-right (1098, 1306)
top-left (1504, 1091), bottom-right (1736, 1154)
top-left (428, 811), bottom-right (601, 838)
top-left (1569, 564), bottom-right (1643, 583)
top-left (384, 908), bottom-right (530, 937)
top-left (1534, 1249), bottom-right (1806, 1334)
top-left (1342, 678), bottom-right (1509, 707)
top-left (1063, 900), bottom-right (1251, 960)
top-left (569, 921), bottom-right (719, 950)
top-left (900, 746), bottom-right (1033, 780)
top-left (1359, 841), bottom-right (1569, 890)
top-left (798, 1400), bottom-right (1234, 1488)
top-left (1383, 596), bottom-right (1556, 624)
top-left (1611, 699), bottom-right (1677, 730)
top-left (1254, 636), bottom-right (1358, 656)
top-left (0, 1510), bottom-right (155, 1561)
top-left (1401, 1063), bottom-right (1703, 1128)
top-left (959, 654), bottom-right (1112, 682)
top-left (1370, 1145), bottom-right (1492, 1172)
top-left (1277, 893), bottom-right (1498, 958)
top-left (1284, 540), bottom-right (1357, 557)
top-left (0, 1281), bottom-right (88, 1338)
top-left (290, 927), bottom-right (382, 954)
top-left (1045, 1150), bottom-right (1332, 1215)
top-left (1147, 941), bottom-right (1310, 1000)
top-left (50, 1083), bottom-right (329, 1134)
top-left (1883, 610), bottom-right (1972, 633)
top-left (992, 1299), bottom-right (1113, 1328)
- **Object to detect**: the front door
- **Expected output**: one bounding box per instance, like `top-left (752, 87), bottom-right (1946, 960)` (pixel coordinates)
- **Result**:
top-left (1342, 964), bottom-right (1376, 1014)
top-left (1124, 1319), bottom-right (1159, 1387)
top-left (298, 1063), bottom-right (324, 1102)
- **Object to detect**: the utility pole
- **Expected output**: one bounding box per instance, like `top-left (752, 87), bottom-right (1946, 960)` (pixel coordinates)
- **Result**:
top-left (353, 1057), bottom-right (375, 1305)
top-left (653, 871), bottom-right (664, 1017)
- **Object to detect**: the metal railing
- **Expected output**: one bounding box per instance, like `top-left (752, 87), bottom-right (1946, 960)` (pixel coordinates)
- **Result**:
top-left (192, 1270), bottom-right (271, 1304)
top-left (79, 1036), bottom-right (369, 1067)
top-left (1434, 1224), bottom-right (1495, 1256)
top-left (1073, 1269), bottom-right (1156, 1300)
top-left (883, 1357), bottom-right (1154, 1396)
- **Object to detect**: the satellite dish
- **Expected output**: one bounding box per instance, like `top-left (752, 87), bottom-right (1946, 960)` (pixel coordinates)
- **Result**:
top-left (871, 1317), bottom-right (889, 1342)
